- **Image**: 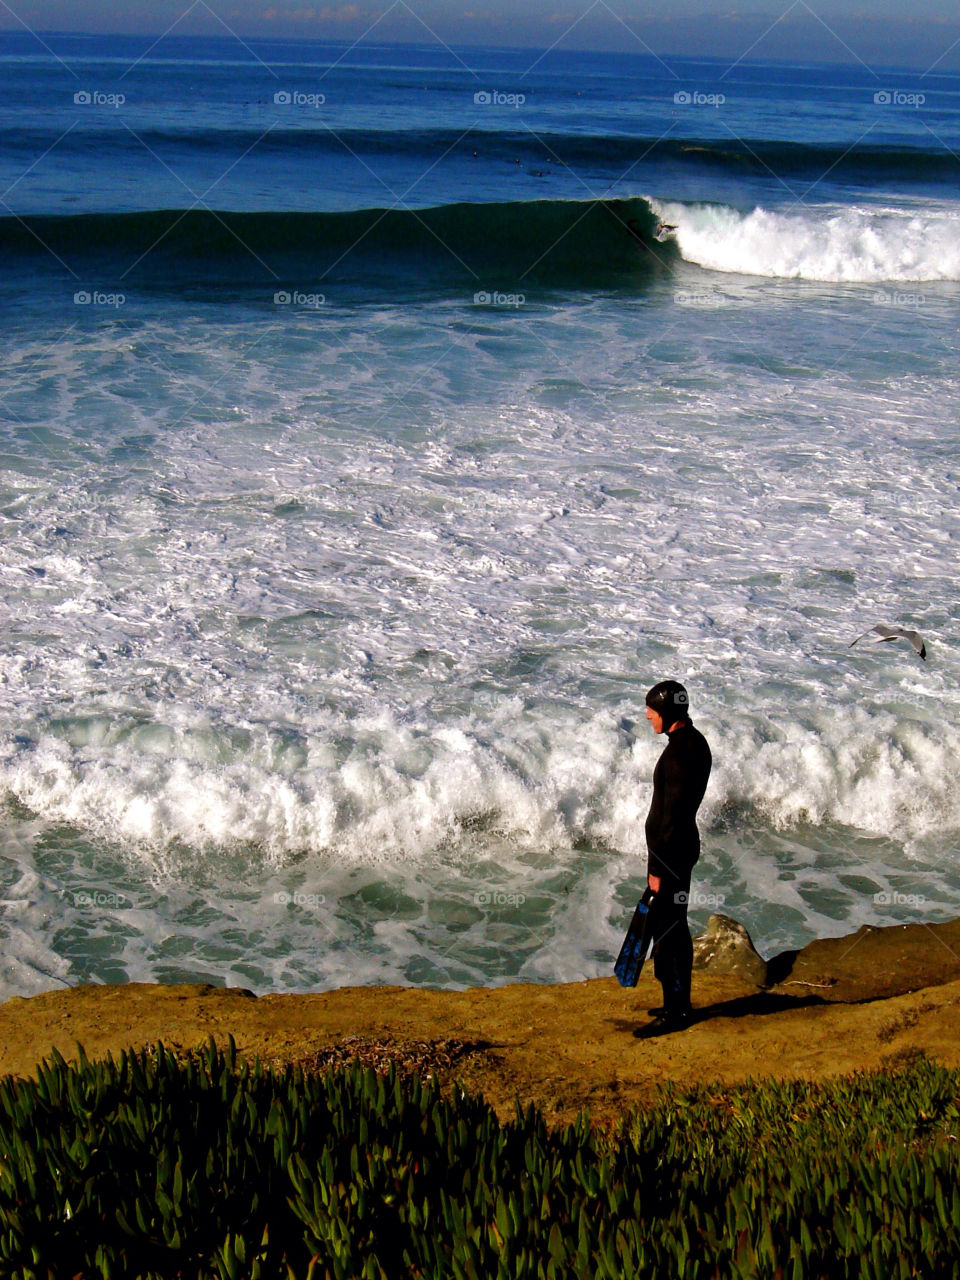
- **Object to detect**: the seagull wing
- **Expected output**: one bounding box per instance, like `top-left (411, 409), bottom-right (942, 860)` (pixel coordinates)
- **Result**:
top-left (897, 628), bottom-right (927, 659)
top-left (849, 626), bottom-right (882, 648)
top-left (850, 624), bottom-right (926, 659)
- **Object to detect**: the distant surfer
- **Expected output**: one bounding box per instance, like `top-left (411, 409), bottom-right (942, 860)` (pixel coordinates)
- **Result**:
top-left (624, 219), bottom-right (677, 246)
top-left (633, 680), bottom-right (712, 1038)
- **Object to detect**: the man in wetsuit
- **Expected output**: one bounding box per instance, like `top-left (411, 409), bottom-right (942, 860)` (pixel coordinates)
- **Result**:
top-left (635, 679), bottom-right (712, 1038)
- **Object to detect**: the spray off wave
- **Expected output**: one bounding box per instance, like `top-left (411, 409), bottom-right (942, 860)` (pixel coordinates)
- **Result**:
top-left (653, 198), bottom-right (960, 283)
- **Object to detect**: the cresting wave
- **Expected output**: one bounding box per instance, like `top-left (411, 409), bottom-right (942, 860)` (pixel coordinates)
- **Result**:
top-left (0, 198), bottom-right (670, 291)
top-left (6, 194), bottom-right (959, 290)
top-left (653, 197), bottom-right (960, 283)
top-left (2, 709), bottom-right (959, 864)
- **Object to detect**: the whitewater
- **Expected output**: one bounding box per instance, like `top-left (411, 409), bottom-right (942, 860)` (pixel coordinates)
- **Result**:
top-left (0, 34), bottom-right (958, 999)
top-left (653, 198), bottom-right (960, 282)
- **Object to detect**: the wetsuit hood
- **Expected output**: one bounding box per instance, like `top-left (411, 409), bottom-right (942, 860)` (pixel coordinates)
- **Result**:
top-left (645, 679), bottom-right (690, 728)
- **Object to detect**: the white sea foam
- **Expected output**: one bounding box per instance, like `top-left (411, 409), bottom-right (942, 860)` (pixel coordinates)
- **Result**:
top-left (0, 873), bottom-right (73, 1001)
top-left (652, 197), bottom-right (960, 282)
top-left (1, 701), bottom-right (958, 874)
top-left (1, 295), bottom-right (958, 994)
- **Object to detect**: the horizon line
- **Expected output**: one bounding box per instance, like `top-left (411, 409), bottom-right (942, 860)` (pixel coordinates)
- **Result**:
top-left (0, 28), bottom-right (956, 79)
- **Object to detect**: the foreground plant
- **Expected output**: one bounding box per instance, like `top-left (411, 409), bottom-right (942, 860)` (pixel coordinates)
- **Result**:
top-left (0, 1039), bottom-right (957, 1278)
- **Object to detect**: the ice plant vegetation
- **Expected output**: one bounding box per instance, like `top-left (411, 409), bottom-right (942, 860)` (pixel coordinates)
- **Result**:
top-left (0, 1040), bottom-right (957, 1278)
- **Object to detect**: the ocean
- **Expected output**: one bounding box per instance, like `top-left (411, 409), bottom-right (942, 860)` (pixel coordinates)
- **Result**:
top-left (0, 32), bottom-right (958, 998)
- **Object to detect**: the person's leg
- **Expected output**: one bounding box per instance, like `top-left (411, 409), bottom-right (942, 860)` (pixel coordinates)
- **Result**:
top-left (651, 870), bottom-right (692, 1019)
top-left (666, 917), bottom-right (693, 1017)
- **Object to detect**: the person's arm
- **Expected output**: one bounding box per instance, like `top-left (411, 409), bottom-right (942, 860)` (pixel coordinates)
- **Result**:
top-left (646, 746), bottom-right (684, 884)
top-left (645, 756), bottom-right (665, 888)
top-left (652, 748), bottom-right (688, 855)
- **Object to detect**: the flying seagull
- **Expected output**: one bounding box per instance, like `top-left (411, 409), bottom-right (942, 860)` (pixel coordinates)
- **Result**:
top-left (850, 624), bottom-right (926, 660)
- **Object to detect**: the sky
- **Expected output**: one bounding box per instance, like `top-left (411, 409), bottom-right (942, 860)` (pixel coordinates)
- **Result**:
top-left (2, 0), bottom-right (960, 69)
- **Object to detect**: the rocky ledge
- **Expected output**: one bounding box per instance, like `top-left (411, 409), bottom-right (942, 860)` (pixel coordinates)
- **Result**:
top-left (1, 913), bottom-right (959, 1131)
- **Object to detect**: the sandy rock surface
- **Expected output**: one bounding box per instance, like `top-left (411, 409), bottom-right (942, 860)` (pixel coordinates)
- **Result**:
top-left (1, 916), bottom-right (959, 1130)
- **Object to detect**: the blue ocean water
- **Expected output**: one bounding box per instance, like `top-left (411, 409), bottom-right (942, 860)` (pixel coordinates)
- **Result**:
top-left (0, 32), bottom-right (959, 997)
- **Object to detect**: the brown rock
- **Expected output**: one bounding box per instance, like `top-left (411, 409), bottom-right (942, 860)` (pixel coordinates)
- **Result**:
top-left (766, 917), bottom-right (960, 1002)
top-left (692, 914), bottom-right (767, 986)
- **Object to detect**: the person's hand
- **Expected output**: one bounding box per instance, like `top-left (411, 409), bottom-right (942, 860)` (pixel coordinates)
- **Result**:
top-left (648, 874), bottom-right (661, 893)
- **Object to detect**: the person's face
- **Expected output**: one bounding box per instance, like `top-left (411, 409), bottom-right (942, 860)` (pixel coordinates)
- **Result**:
top-left (645, 704), bottom-right (663, 734)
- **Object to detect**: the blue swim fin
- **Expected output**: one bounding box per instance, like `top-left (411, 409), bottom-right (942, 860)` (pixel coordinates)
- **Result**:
top-left (614, 888), bottom-right (656, 988)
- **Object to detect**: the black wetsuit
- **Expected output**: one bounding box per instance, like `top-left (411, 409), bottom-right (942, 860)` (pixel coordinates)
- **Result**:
top-left (645, 719), bottom-right (712, 1015)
